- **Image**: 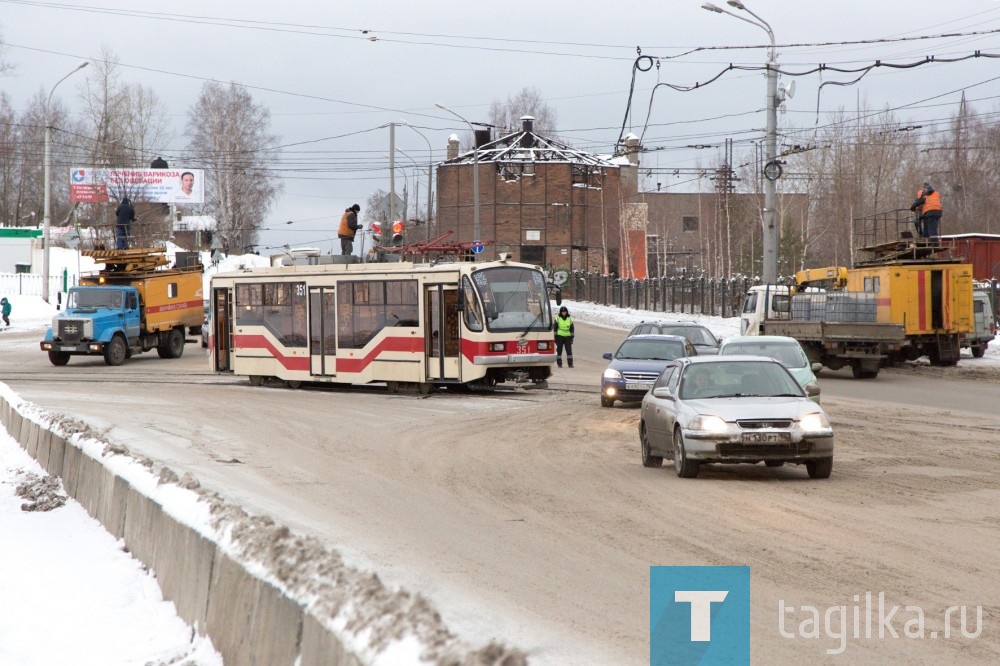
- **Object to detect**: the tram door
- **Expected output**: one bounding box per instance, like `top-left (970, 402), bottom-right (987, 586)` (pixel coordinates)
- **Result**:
top-left (211, 287), bottom-right (231, 372)
top-left (425, 284), bottom-right (460, 380)
top-left (309, 287), bottom-right (337, 376)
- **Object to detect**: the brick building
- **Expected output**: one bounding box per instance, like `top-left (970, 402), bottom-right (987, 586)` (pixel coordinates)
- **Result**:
top-left (435, 117), bottom-right (635, 275)
top-left (434, 119), bottom-right (808, 278)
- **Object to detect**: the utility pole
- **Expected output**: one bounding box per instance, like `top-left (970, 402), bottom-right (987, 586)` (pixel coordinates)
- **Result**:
top-left (703, 1), bottom-right (779, 283)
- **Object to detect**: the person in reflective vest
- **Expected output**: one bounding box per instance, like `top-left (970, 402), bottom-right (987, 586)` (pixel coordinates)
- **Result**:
top-left (553, 305), bottom-right (574, 368)
top-left (910, 182), bottom-right (942, 239)
top-left (338, 204), bottom-right (362, 255)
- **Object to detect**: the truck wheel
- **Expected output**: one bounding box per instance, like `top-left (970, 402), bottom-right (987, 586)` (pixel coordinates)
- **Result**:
top-left (103, 335), bottom-right (128, 366)
top-left (158, 328), bottom-right (186, 359)
top-left (47, 351), bottom-right (70, 366)
top-left (972, 344), bottom-right (986, 358)
top-left (851, 361), bottom-right (879, 379)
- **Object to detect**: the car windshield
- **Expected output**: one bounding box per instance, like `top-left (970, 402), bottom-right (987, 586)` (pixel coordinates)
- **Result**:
top-left (679, 360), bottom-right (803, 400)
top-left (721, 342), bottom-right (807, 368)
top-left (615, 339), bottom-right (686, 361)
top-left (661, 325), bottom-right (717, 346)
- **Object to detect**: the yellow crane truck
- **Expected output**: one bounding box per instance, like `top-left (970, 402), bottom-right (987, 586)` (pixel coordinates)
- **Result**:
top-left (40, 248), bottom-right (204, 366)
top-left (744, 210), bottom-right (974, 374)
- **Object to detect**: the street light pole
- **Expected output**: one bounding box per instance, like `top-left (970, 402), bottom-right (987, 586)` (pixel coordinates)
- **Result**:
top-left (435, 103), bottom-right (480, 244)
top-left (702, 1), bottom-right (779, 284)
top-left (42, 60), bottom-right (89, 304)
top-left (400, 120), bottom-right (434, 241)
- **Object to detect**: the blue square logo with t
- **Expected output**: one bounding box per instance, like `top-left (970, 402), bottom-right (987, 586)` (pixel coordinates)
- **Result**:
top-left (650, 566), bottom-right (750, 665)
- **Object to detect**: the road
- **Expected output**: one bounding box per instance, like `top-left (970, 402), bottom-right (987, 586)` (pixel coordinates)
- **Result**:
top-left (2, 325), bottom-right (998, 665)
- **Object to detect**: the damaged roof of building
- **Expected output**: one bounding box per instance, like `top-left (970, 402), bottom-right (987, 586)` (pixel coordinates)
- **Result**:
top-left (442, 116), bottom-right (619, 168)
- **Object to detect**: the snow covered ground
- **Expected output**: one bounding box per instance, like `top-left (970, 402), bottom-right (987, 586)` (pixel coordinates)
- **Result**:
top-left (1, 250), bottom-right (998, 664)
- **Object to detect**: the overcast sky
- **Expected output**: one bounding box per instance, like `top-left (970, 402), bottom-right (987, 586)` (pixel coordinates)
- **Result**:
top-left (3, 0), bottom-right (1000, 253)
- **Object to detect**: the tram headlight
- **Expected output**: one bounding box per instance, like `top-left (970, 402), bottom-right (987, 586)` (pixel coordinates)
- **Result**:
top-left (537, 341), bottom-right (551, 351)
top-left (489, 342), bottom-right (506, 352)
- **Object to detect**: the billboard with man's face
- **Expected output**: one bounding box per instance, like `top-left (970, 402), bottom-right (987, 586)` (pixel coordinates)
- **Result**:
top-left (69, 168), bottom-right (205, 204)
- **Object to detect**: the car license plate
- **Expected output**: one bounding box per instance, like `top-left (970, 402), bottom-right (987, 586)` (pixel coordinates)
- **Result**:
top-left (625, 382), bottom-right (653, 391)
top-left (741, 432), bottom-right (791, 444)
top-left (61, 346), bottom-right (76, 352)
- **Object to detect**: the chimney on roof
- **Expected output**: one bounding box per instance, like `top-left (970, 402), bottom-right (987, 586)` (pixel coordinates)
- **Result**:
top-left (520, 115), bottom-right (536, 148)
top-left (474, 128), bottom-right (491, 149)
top-left (623, 133), bottom-right (641, 165)
top-left (447, 134), bottom-right (460, 160)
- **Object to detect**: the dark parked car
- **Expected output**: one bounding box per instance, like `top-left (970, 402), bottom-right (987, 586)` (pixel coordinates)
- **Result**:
top-left (628, 320), bottom-right (722, 355)
top-left (600, 334), bottom-right (696, 407)
top-left (638, 356), bottom-right (834, 479)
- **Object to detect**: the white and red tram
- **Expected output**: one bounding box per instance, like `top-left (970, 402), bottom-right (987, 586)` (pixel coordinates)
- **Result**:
top-left (207, 256), bottom-right (557, 391)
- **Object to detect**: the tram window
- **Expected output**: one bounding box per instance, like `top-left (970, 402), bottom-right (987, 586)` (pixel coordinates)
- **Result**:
top-left (463, 276), bottom-right (483, 331)
top-left (236, 284), bottom-right (263, 324)
top-left (235, 281), bottom-right (306, 346)
top-left (386, 281), bottom-right (419, 326)
top-left (337, 279), bottom-right (419, 348)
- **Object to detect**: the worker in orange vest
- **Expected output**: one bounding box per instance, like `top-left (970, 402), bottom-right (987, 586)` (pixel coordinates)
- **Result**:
top-left (910, 182), bottom-right (942, 240)
top-left (337, 204), bottom-right (362, 254)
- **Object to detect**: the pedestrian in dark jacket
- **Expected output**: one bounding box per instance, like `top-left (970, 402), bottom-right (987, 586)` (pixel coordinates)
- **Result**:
top-left (1, 297), bottom-right (10, 327)
top-left (553, 305), bottom-right (574, 368)
top-left (115, 197), bottom-right (136, 250)
top-left (338, 204), bottom-right (362, 255)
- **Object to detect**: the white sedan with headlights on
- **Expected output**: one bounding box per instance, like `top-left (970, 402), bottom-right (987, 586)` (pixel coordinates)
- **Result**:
top-left (638, 355), bottom-right (834, 479)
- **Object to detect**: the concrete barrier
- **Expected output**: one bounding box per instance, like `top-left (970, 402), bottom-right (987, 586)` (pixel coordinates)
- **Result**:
top-left (0, 394), bottom-right (366, 666)
top-left (0, 390), bottom-right (524, 665)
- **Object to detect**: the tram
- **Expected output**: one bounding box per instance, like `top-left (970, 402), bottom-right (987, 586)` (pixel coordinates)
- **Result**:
top-left (207, 254), bottom-right (557, 392)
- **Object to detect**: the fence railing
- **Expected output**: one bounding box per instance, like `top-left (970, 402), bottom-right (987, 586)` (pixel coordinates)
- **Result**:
top-left (563, 272), bottom-right (754, 319)
top-left (0, 273), bottom-right (75, 300)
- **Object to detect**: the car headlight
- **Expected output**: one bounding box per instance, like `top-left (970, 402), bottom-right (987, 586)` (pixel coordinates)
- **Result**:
top-left (799, 412), bottom-right (830, 430)
top-left (688, 414), bottom-right (728, 433)
top-left (603, 368), bottom-right (623, 380)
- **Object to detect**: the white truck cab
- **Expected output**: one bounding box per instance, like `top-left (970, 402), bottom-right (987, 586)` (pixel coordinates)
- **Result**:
top-left (740, 285), bottom-right (792, 335)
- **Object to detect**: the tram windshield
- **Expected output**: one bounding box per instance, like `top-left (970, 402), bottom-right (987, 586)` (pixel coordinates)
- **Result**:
top-left (471, 266), bottom-right (552, 333)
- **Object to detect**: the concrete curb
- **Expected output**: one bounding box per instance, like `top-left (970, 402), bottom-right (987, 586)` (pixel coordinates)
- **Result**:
top-left (0, 394), bottom-right (364, 666)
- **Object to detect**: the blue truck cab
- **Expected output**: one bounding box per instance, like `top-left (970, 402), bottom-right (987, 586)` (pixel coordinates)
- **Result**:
top-left (41, 286), bottom-right (142, 366)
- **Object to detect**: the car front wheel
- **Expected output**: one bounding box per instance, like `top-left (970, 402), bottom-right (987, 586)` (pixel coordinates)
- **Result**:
top-left (640, 423), bottom-right (663, 468)
top-left (673, 428), bottom-right (700, 478)
top-left (806, 457), bottom-right (833, 479)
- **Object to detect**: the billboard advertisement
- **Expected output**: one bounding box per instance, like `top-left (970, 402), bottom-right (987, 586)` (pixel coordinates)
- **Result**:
top-left (69, 168), bottom-right (205, 204)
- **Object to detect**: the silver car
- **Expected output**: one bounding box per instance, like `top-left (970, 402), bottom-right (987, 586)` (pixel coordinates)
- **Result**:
top-left (639, 356), bottom-right (834, 479)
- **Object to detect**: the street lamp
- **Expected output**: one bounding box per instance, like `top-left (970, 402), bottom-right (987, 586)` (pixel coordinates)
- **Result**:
top-left (703, 1), bottom-right (779, 284)
top-left (434, 103), bottom-right (480, 244)
top-left (400, 120), bottom-right (434, 240)
top-left (394, 147), bottom-right (428, 224)
top-left (43, 60), bottom-right (89, 303)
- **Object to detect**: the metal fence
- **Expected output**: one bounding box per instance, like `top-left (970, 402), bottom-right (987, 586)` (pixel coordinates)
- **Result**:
top-left (0, 273), bottom-right (75, 299)
top-left (563, 272), bottom-right (753, 319)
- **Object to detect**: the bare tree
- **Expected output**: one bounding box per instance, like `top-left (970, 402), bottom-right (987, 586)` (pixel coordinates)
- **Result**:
top-left (185, 81), bottom-right (283, 254)
top-left (488, 86), bottom-right (558, 137)
top-left (76, 47), bottom-right (172, 246)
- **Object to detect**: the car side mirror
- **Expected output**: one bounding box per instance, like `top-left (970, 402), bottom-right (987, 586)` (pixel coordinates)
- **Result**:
top-left (811, 362), bottom-right (822, 374)
top-left (652, 386), bottom-right (674, 400)
top-left (602, 352), bottom-right (613, 361)
top-left (805, 383), bottom-right (821, 397)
